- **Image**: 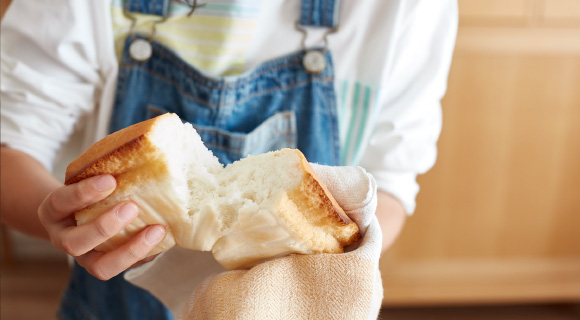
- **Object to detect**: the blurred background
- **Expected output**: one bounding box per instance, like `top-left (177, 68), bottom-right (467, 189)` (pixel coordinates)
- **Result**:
top-left (1, 0), bottom-right (579, 319)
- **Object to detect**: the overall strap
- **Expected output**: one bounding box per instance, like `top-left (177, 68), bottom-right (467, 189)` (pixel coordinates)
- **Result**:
top-left (125, 0), bottom-right (340, 27)
top-left (299, 0), bottom-right (341, 28)
top-left (125, 0), bottom-right (169, 16)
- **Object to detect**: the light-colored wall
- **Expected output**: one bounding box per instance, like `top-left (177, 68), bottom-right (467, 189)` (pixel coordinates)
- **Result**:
top-left (381, 0), bottom-right (580, 306)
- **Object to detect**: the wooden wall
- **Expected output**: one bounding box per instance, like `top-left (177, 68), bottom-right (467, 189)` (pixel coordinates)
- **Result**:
top-left (380, 0), bottom-right (580, 306)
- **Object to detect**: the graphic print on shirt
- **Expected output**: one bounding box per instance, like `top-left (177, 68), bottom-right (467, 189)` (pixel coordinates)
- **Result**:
top-left (336, 80), bottom-right (380, 166)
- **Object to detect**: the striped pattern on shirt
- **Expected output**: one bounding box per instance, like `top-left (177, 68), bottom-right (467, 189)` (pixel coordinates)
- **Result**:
top-left (110, 0), bottom-right (376, 165)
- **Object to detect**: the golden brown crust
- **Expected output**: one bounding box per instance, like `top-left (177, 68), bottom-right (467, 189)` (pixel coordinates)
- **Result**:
top-left (65, 114), bottom-right (172, 185)
top-left (289, 150), bottom-right (361, 247)
top-left (298, 152), bottom-right (350, 224)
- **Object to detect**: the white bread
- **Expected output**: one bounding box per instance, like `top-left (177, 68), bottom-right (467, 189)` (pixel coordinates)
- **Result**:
top-left (65, 113), bottom-right (360, 270)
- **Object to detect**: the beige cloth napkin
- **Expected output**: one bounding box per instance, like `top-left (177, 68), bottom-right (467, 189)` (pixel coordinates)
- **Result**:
top-left (125, 165), bottom-right (383, 320)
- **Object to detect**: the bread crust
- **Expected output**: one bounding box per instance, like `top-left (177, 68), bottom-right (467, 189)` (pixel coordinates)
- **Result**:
top-left (290, 150), bottom-right (360, 246)
top-left (65, 114), bottom-right (170, 185)
top-left (65, 114), bottom-right (181, 256)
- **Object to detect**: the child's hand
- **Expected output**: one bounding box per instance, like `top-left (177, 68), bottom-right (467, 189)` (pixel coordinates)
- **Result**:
top-left (37, 174), bottom-right (165, 280)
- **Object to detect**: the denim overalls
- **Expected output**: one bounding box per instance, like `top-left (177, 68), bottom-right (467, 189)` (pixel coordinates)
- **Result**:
top-left (58, 1), bottom-right (341, 319)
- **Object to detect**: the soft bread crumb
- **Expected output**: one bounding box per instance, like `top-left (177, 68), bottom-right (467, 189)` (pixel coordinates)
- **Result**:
top-left (67, 113), bottom-right (360, 270)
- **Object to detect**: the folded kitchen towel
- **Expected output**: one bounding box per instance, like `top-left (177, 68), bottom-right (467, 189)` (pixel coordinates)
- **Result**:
top-left (125, 164), bottom-right (383, 320)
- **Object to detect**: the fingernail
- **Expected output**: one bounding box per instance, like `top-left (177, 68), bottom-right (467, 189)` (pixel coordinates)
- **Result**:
top-left (94, 175), bottom-right (116, 191)
top-left (144, 226), bottom-right (165, 245)
top-left (117, 203), bottom-right (138, 222)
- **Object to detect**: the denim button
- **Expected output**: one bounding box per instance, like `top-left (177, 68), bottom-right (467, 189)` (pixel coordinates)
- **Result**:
top-left (303, 50), bottom-right (326, 74)
top-left (129, 39), bottom-right (153, 62)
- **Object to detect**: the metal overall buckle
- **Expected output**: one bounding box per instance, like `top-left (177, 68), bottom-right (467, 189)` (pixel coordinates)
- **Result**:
top-left (123, 1), bottom-right (205, 62)
top-left (295, 22), bottom-right (339, 74)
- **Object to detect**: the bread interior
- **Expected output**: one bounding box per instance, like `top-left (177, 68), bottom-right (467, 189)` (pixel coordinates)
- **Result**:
top-left (210, 151), bottom-right (346, 269)
top-left (72, 114), bottom-right (358, 269)
top-left (151, 120), bottom-right (356, 269)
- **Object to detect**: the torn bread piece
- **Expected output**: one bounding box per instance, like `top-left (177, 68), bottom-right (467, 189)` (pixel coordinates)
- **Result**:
top-left (65, 113), bottom-right (360, 270)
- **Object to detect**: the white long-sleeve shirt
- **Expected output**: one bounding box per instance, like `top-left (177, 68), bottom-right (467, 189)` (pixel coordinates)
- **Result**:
top-left (1, 0), bottom-right (457, 214)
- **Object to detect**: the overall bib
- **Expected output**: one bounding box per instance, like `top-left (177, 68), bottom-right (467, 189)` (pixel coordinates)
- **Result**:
top-left (58, 1), bottom-right (341, 319)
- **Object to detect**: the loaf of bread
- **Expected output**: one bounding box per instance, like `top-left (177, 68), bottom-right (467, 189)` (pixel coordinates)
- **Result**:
top-left (65, 113), bottom-right (360, 270)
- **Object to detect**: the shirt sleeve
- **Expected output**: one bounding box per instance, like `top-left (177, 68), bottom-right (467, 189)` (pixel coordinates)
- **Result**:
top-left (0, 0), bottom-right (103, 171)
top-left (358, 0), bottom-right (458, 214)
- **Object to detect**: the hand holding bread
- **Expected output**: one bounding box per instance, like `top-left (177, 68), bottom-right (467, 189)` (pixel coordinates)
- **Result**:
top-left (37, 173), bottom-right (167, 280)
top-left (65, 113), bottom-right (360, 270)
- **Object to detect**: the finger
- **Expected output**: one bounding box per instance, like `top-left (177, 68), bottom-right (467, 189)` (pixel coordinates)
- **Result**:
top-left (57, 202), bottom-right (139, 257)
top-left (43, 175), bottom-right (116, 222)
top-left (130, 253), bottom-right (161, 269)
top-left (75, 251), bottom-right (161, 280)
top-left (76, 225), bottom-right (166, 281)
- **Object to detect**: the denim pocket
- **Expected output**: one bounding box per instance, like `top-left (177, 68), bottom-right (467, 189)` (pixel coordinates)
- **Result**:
top-left (133, 109), bottom-right (291, 166)
top-left (193, 111), bottom-right (297, 164)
